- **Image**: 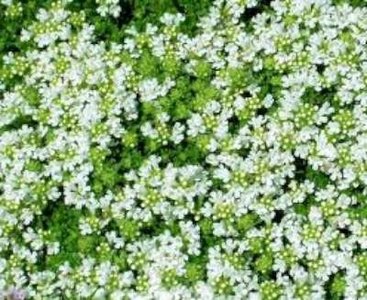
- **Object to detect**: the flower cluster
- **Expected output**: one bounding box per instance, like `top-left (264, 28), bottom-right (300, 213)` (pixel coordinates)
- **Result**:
top-left (1, 0), bottom-right (367, 299)
top-left (95, 0), bottom-right (121, 18)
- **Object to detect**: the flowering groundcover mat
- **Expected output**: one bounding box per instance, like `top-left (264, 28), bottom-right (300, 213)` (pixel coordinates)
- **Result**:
top-left (1, 0), bottom-right (367, 299)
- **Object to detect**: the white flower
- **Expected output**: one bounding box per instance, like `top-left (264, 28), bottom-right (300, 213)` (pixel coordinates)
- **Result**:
top-left (160, 13), bottom-right (185, 26)
top-left (170, 123), bottom-right (185, 144)
top-left (47, 242), bottom-right (60, 255)
top-left (187, 114), bottom-right (205, 137)
top-left (308, 206), bottom-right (323, 226)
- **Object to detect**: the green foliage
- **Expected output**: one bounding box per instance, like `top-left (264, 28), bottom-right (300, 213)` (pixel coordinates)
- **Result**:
top-left (92, 161), bottom-right (122, 192)
top-left (254, 252), bottom-right (274, 275)
top-left (136, 51), bottom-right (161, 78)
top-left (129, 0), bottom-right (211, 32)
top-left (332, 0), bottom-right (367, 6)
top-left (44, 204), bottom-right (83, 270)
top-left (117, 218), bottom-right (141, 241)
top-left (236, 213), bottom-right (259, 233)
top-left (330, 274), bottom-right (346, 299)
top-left (185, 256), bottom-right (207, 283)
top-left (306, 167), bottom-right (330, 188)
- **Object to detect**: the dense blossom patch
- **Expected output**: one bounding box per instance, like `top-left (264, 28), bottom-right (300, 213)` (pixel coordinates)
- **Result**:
top-left (1, 0), bottom-right (367, 299)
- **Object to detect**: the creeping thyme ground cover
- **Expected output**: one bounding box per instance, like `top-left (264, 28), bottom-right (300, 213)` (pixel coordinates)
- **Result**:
top-left (1, 0), bottom-right (367, 299)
